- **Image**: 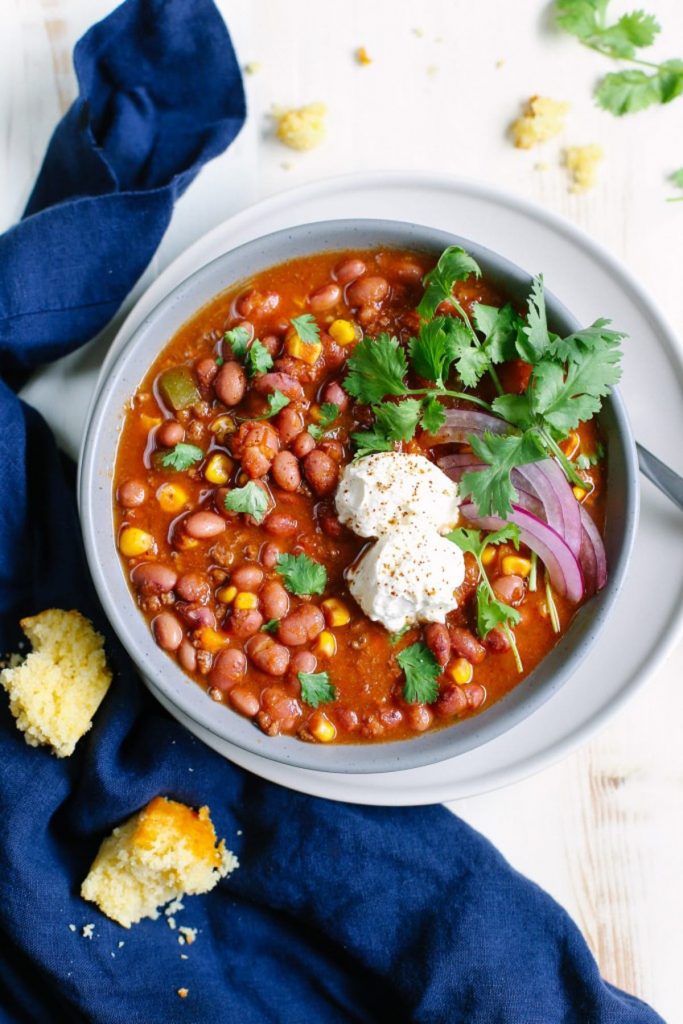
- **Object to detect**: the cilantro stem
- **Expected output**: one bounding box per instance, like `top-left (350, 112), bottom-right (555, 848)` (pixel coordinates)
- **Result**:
top-left (475, 554), bottom-right (524, 674)
top-left (529, 551), bottom-right (538, 592)
top-left (539, 430), bottom-right (585, 488)
top-left (404, 387), bottom-right (494, 412)
top-left (545, 572), bottom-right (561, 634)
top-left (503, 623), bottom-right (524, 673)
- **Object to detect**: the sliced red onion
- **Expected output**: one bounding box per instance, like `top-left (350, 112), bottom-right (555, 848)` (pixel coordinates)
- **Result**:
top-left (437, 455), bottom-right (544, 515)
top-left (435, 409), bottom-right (509, 443)
top-left (461, 502), bottom-right (584, 603)
top-left (515, 460), bottom-right (582, 560)
top-left (579, 506), bottom-right (607, 595)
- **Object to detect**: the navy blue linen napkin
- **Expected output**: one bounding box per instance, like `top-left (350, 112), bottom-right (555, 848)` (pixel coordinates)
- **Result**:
top-left (0, 2), bottom-right (665, 1021)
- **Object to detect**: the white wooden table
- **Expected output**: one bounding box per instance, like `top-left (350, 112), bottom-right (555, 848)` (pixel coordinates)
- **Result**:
top-left (3, 1), bottom-right (682, 1017)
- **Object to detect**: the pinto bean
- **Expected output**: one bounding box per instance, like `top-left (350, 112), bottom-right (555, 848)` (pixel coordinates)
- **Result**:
top-left (177, 637), bottom-right (197, 673)
top-left (275, 406), bottom-right (304, 446)
top-left (227, 607), bottom-right (263, 640)
top-left (291, 431), bottom-right (316, 458)
top-left (405, 704), bottom-right (433, 732)
top-left (232, 421), bottom-right (279, 460)
top-left (424, 623), bottom-right (451, 667)
top-left (117, 479), bottom-right (148, 508)
top-left (260, 580), bottom-right (289, 620)
top-left (320, 380), bottom-right (349, 411)
top-left (260, 542), bottom-right (281, 569)
top-left (484, 626), bottom-right (510, 653)
top-left (261, 687), bottom-right (302, 722)
top-left (242, 446), bottom-right (273, 479)
top-left (322, 334), bottom-right (348, 371)
top-left (210, 647), bottom-right (247, 691)
top-left (185, 511), bottom-right (226, 539)
top-left (303, 449), bottom-right (339, 496)
top-left (264, 512), bottom-right (298, 537)
top-left (380, 708), bottom-right (403, 729)
top-left (245, 635), bottom-right (290, 676)
top-left (309, 283), bottom-right (341, 312)
top-left (131, 562), bottom-right (178, 595)
top-left (215, 361), bottom-right (246, 407)
top-left (156, 420), bottom-right (184, 447)
top-left (434, 684), bottom-right (468, 718)
top-left (450, 626), bottom-right (486, 664)
top-left (336, 708), bottom-right (359, 731)
top-left (317, 502), bottom-right (344, 539)
top-left (462, 683), bottom-right (486, 710)
top-left (492, 574), bottom-right (526, 607)
top-left (236, 290), bottom-right (279, 317)
top-left (195, 356), bottom-right (218, 392)
top-left (346, 275), bottom-right (389, 306)
top-left (175, 572), bottom-right (211, 604)
top-left (271, 451), bottom-right (301, 492)
top-left (176, 603), bottom-right (216, 630)
top-left (231, 564), bottom-right (264, 591)
top-left (277, 605), bottom-right (325, 646)
top-left (289, 650), bottom-right (317, 675)
top-left (254, 372), bottom-right (304, 402)
top-left (261, 334), bottom-right (281, 356)
top-left (152, 612), bottom-right (183, 652)
top-left (392, 258), bottom-right (423, 282)
top-left (229, 687), bottom-right (260, 717)
top-left (334, 257), bottom-right (366, 284)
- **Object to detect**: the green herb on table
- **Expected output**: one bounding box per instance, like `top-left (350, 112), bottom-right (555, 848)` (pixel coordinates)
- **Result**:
top-left (276, 552), bottom-right (327, 596)
top-left (160, 443), bottom-right (204, 471)
top-left (397, 642), bottom-right (442, 704)
top-left (298, 670), bottom-right (336, 708)
top-left (308, 402), bottom-right (340, 440)
top-left (555, 0), bottom-right (683, 116)
top-left (290, 313), bottom-right (321, 345)
top-left (447, 525), bottom-right (524, 672)
top-left (224, 481), bottom-right (269, 523)
top-left (667, 167), bottom-right (683, 202)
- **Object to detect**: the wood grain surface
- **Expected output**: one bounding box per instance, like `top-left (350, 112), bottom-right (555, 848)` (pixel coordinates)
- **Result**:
top-left (1, 1), bottom-right (682, 1018)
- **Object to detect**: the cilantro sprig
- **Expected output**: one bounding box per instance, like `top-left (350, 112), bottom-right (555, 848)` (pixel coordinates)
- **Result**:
top-left (224, 481), bottom-right (269, 523)
top-left (397, 642), bottom-right (442, 704)
top-left (298, 671), bottom-right (336, 708)
top-left (160, 443), bottom-right (204, 471)
top-left (239, 390), bottom-right (290, 423)
top-left (290, 314), bottom-right (321, 345)
top-left (447, 526), bottom-right (524, 673)
top-left (668, 168), bottom-right (683, 202)
top-left (223, 326), bottom-right (274, 377)
top-left (308, 402), bottom-right (340, 441)
top-left (276, 553), bottom-right (327, 596)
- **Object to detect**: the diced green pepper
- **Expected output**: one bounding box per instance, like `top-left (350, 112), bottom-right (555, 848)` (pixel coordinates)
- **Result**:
top-left (158, 366), bottom-right (200, 411)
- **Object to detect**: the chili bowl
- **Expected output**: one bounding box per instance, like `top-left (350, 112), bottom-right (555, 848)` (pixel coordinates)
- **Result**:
top-left (78, 219), bottom-right (639, 774)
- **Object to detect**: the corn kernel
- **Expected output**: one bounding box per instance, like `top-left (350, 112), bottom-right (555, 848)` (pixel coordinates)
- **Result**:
top-left (285, 331), bottom-right (322, 365)
top-left (196, 627), bottom-right (229, 653)
top-left (140, 414), bottom-right (162, 431)
top-left (119, 527), bottom-right (155, 558)
top-left (156, 482), bottom-right (188, 513)
top-left (572, 485), bottom-right (588, 501)
top-left (309, 711), bottom-right (337, 743)
top-left (481, 545), bottom-right (496, 567)
top-left (234, 592), bottom-right (258, 611)
top-left (561, 431), bottom-right (581, 460)
top-left (314, 630), bottom-right (337, 658)
top-left (174, 533), bottom-right (199, 551)
top-left (209, 414), bottom-right (235, 440)
top-left (321, 598), bottom-right (351, 627)
top-left (309, 404), bottom-right (324, 423)
top-left (448, 658), bottom-right (473, 685)
top-left (217, 585), bottom-right (237, 604)
top-left (501, 555), bottom-right (532, 578)
top-left (204, 452), bottom-right (233, 485)
top-left (328, 319), bottom-right (357, 345)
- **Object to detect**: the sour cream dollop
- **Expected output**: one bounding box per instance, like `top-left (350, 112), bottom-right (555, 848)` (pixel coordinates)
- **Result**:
top-left (335, 452), bottom-right (460, 539)
top-left (346, 524), bottom-right (465, 633)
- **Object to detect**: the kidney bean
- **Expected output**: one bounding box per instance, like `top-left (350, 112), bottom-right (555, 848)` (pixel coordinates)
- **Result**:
top-left (275, 406), bottom-right (304, 446)
top-left (176, 572), bottom-right (211, 604)
top-left (227, 607), bottom-right (263, 639)
top-left (424, 623), bottom-right (451, 667)
top-left (291, 431), bottom-right (316, 458)
top-left (261, 334), bottom-right (281, 356)
top-left (334, 257), bottom-right (366, 284)
top-left (492, 574), bottom-right (526, 607)
top-left (210, 647), bottom-right (247, 691)
top-left (380, 708), bottom-right (403, 729)
top-left (117, 478), bottom-right (148, 508)
top-left (215, 361), bottom-right (246, 407)
top-left (484, 626), bottom-right (511, 653)
top-left (271, 451), bottom-right (301, 492)
top-left (131, 562), bottom-right (177, 595)
top-left (346, 275), bottom-right (389, 307)
top-left (336, 708), bottom-right (360, 731)
top-left (322, 334), bottom-right (348, 371)
top-left (463, 683), bottom-right (486, 710)
top-left (195, 356), bottom-right (218, 393)
top-left (303, 449), bottom-right (339, 496)
top-left (229, 687), bottom-right (260, 717)
top-left (156, 419), bottom-right (184, 447)
top-left (392, 258), bottom-right (423, 282)
top-left (309, 283), bottom-right (341, 311)
top-left (246, 635), bottom-right (290, 676)
top-left (152, 612), bottom-right (183, 652)
top-left (264, 512), bottom-right (298, 537)
top-left (185, 511), bottom-right (226, 539)
top-left (277, 605), bottom-right (325, 646)
top-left (405, 704), bottom-right (433, 732)
top-left (320, 380), bottom-right (349, 411)
top-left (259, 542), bottom-right (281, 569)
top-left (450, 626), bottom-right (486, 664)
top-left (434, 684), bottom-right (468, 718)
top-left (289, 650), bottom-right (317, 675)
top-left (317, 502), bottom-right (344, 539)
top-left (228, 563), bottom-right (262, 592)
top-left (236, 290), bottom-right (279, 317)
top-left (260, 580), bottom-right (289, 620)
top-left (318, 439), bottom-right (345, 463)
top-left (177, 637), bottom-right (197, 673)
top-left (176, 603), bottom-right (216, 630)
top-left (261, 687), bottom-right (302, 722)
top-left (254, 372), bottom-right (304, 402)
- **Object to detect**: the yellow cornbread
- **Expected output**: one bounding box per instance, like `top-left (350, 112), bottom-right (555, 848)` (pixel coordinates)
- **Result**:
top-left (0, 610), bottom-right (111, 758)
top-left (81, 797), bottom-right (238, 928)
top-left (274, 102), bottom-right (326, 151)
top-left (511, 96), bottom-right (570, 149)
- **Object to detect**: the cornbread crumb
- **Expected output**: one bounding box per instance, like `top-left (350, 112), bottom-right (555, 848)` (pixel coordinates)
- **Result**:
top-left (68, 924), bottom-right (76, 932)
top-left (81, 797), bottom-right (238, 928)
top-left (244, 61), bottom-right (261, 75)
top-left (178, 926), bottom-right (197, 946)
top-left (0, 610), bottom-right (112, 757)
top-left (177, 988), bottom-right (189, 999)
top-left (82, 924), bottom-right (94, 939)
top-left (274, 103), bottom-right (326, 151)
top-left (511, 96), bottom-right (569, 149)
top-left (563, 144), bottom-right (603, 192)
top-left (356, 46), bottom-right (372, 66)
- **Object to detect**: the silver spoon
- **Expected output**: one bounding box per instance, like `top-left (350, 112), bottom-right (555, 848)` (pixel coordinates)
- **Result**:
top-left (637, 443), bottom-right (683, 512)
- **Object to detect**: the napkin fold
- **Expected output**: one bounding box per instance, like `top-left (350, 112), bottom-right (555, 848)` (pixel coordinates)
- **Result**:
top-left (0, 2), bottom-right (666, 1022)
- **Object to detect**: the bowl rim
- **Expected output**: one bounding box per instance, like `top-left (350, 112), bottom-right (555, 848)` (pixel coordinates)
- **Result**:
top-left (78, 218), bottom-right (640, 774)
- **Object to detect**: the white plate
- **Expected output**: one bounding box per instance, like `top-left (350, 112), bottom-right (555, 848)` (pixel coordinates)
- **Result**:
top-left (62, 172), bottom-right (683, 804)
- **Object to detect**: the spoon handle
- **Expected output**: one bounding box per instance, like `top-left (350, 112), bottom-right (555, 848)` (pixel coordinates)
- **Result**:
top-left (636, 442), bottom-right (683, 512)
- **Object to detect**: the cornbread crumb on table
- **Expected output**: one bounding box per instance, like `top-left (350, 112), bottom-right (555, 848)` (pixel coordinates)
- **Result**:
top-left (273, 103), bottom-right (327, 151)
top-left (81, 797), bottom-right (239, 928)
top-left (563, 144), bottom-right (604, 192)
top-left (510, 96), bottom-right (570, 149)
top-left (0, 610), bottom-right (112, 758)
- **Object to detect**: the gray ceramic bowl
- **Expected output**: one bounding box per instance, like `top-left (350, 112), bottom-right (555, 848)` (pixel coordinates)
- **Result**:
top-left (78, 219), bottom-right (639, 773)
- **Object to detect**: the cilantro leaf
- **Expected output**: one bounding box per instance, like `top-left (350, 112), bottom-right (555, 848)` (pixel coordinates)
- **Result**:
top-left (308, 402), bottom-right (339, 440)
top-left (447, 524), bottom-right (520, 558)
top-left (576, 442), bottom-right (605, 470)
top-left (223, 326), bottom-right (251, 359)
top-left (473, 303), bottom-right (524, 364)
top-left (298, 670), bottom-right (336, 708)
top-left (671, 168), bottom-right (683, 189)
top-left (517, 276), bottom-right (552, 364)
top-left (246, 339), bottom-right (274, 377)
top-left (461, 429), bottom-right (546, 518)
top-left (224, 481), bottom-right (269, 523)
top-left (262, 619), bottom-right (279, 633)
top-left (417, 247), bottom-right (481, 320)
top-left (530, 340), bottom-right (622, 434)
top-left (276, 553), bottom-right (327, 596)
top-left (491, 393), bottom-right (533, 429)
top-left (373, 398), bottom-right (423, 442)
top-left (291, 313), bottom-right (321, 345)
top-left (389, 624), bottom-right (411, 645)
top-left (420, 396), bottom-right (446, 434)
top-left (160, 443), bottom-right (204, 471)
top-left (454, 345), bottom-right (490, 389)
top-left (343, 333), bottom-right (408, 404)
top-left (547, 318), bottom-right (626, 363)
top-left (409, 317), bottom-right (462, 385)
top-left (397, 642), bottom-right (442, 704)
top-left (351, 428), bottom-right (395, 458)
top-left (476, 581), bottom-right (521, 636)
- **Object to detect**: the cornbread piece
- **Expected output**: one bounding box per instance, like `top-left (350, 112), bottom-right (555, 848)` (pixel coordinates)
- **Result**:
top-left (511, 95), bottom-right (569, 149)
top-left (274, 102), bottom-right (326, 151)
top-left (81, 797), bottom-right (238, 928)
top-left (563, 144), bottom-right (603, 192)
top-left (0, 610), bottom-right (112, 757)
